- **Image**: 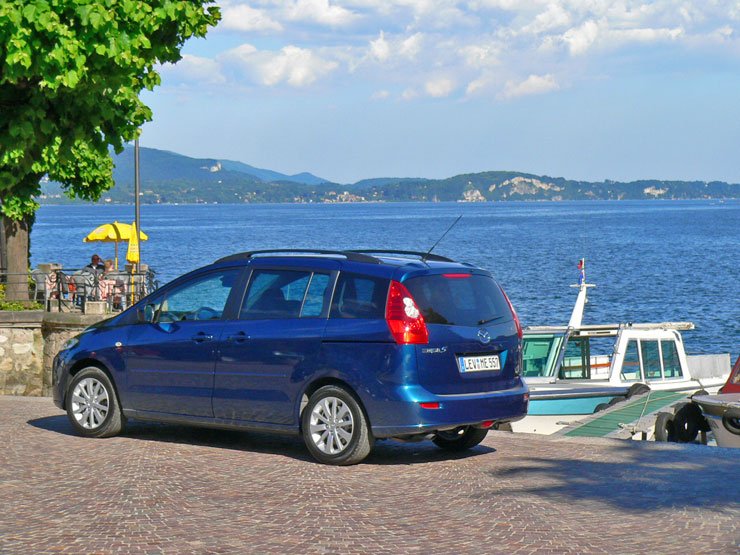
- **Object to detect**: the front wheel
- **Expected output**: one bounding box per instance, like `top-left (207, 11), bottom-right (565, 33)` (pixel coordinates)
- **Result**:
top-left (301, 386), bottom-right (373, 465)
top-left (66, 367), bottom-right (124, 438)
top-left (432, 427), bottom-right (488, 451)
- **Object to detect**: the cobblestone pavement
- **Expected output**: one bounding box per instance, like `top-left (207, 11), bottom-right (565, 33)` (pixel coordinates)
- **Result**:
top-left (1, 396), bottom-right (738, 555)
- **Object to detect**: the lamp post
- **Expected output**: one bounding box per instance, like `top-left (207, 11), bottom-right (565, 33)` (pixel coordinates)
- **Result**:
top-left (134, 137), bottom-right (141, 269)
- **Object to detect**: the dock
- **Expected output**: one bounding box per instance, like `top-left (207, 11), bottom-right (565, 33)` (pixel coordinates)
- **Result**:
top-left (557, 391), bottom-right (690, 439)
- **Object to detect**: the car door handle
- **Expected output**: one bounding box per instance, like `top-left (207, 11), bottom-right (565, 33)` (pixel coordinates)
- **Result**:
top-left (226, 331), bottom-right (249, 343)
top-left (192, 332), bottom-right (214, 343)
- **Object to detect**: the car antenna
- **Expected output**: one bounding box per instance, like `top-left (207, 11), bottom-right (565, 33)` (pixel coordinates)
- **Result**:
top-left (422, 215), bottom-right (462, 262)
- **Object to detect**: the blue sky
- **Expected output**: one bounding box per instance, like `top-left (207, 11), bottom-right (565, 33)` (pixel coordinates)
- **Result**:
top-left (140, 1), bottom-right (740, 184)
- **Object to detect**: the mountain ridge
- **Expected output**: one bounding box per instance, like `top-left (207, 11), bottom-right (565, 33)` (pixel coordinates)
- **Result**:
top-left (38, 146), bottom-right (739, 204)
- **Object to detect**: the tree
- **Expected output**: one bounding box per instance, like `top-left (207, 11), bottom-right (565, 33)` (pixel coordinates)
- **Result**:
top-left (0, 0), bottom-right (220, 300)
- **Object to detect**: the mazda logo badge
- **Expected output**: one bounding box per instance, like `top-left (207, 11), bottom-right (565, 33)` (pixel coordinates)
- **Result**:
top-left (477, 329), bottom-right (491, 344)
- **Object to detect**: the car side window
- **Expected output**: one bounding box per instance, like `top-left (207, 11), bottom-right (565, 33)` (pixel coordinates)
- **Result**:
top-left (330, 272), bottom-right (388, 319)
top-left (240, 269), bottom-right (316, 320)
top-left (153, 269), bottom-right (240, 323)
top-left (301, 273), bottom-right (330, 318)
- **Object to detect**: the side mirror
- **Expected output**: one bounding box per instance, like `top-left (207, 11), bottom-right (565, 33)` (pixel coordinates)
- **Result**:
top-left (137, 304), bottom-right (155, 323)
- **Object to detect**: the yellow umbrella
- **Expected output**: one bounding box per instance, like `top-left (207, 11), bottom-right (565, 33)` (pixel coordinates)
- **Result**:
top-left (83, 221), bottom-right (148, 269)
top-left (126, 222), bottom-right (140, 265)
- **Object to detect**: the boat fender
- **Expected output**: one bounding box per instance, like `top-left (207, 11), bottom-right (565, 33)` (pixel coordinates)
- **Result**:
top-left (626, 383), bottom-right (651, 398)
top-left (654, 412), bottom-right (675, 442)
top-left (593, 402), bottom-right (610, 413)
top-left (691, 389), bottom-right (709, 398)
top-left (672, 403), bottom-right (706, 442)
top-left (608, 396), bottom-right (625, 406)
top-left (722, 415), bottom-right (740, 436)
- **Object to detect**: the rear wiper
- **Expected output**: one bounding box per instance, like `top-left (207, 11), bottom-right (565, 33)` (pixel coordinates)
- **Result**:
top-left (477, 315), bottom-right (506, 326)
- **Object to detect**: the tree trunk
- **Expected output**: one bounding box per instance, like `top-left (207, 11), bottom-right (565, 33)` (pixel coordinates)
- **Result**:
top-left (2, 215), bottom-right (30, 302)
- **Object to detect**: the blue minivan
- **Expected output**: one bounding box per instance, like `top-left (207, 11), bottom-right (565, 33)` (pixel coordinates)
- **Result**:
top-left (53, 250), bottom-right (529, 464)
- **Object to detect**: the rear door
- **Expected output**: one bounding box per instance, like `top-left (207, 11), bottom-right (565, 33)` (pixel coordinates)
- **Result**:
top-left (404, 272), bottom-right (521, 395)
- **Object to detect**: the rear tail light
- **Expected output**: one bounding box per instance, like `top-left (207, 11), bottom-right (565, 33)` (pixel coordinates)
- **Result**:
top-left (500, 287), bottom-right (523, 339)
top-left (442, 273), bottom-right (471, 279)
top-left (419, 402), bottom-right (440, 409)
top-left (386, 280), bottom-right (429, 345)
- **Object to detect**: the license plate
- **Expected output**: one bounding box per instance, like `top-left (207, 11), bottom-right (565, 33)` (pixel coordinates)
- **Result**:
top-left (459, 354), bottom-right (501, 373)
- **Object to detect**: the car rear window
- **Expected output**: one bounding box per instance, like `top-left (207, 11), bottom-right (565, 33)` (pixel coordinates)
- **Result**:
top-left (404, 274), bottom-right (511, 327)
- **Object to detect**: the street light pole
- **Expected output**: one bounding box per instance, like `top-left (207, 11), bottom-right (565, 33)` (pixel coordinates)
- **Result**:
top-left (134, 137), bottom-right (141, 269)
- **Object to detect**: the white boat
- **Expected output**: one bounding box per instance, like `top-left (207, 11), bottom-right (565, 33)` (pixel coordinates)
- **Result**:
top-left (691, 394), bottom-right (740, 448)
top-left (512, 260), bottom-right (731, 435)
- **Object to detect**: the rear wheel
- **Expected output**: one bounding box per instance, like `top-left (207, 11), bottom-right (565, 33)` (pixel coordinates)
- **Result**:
top-left (301, 386), bottom-right (373, 465)
top-left (66, 367), bottom-right (124, 438)
top-left (432, 427), bottom-right (488, 451)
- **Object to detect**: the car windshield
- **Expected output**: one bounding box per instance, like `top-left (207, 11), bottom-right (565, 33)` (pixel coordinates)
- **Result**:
top-left (404, 274), bottom-right (511, 327)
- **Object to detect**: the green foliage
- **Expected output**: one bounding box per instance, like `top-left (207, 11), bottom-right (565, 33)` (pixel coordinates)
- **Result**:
top-left (0, 0), bottom-right (221, 220)
top-left (0, 283), bottom-right (42, 311)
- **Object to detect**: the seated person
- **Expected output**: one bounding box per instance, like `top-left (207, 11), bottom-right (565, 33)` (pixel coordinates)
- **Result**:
top-left (84, 254), bottom-right (105, 273)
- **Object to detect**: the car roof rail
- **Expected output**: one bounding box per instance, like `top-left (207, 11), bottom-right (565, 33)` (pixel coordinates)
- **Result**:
top-left (347, 250), bottom-right (456, 263)
top-left (215, 249), bottom-right (380, 264)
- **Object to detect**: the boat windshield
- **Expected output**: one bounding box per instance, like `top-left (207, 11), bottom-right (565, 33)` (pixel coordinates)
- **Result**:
top-left (560, 336), bottom-right (615, 380)
top-left (522, 334), bottom-right (562, 377)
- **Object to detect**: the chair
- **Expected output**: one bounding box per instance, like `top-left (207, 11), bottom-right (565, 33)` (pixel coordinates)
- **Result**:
top-left (72, 270), bottom-right (96, 304)
top-left (30, 269), bottom-right (48, 304)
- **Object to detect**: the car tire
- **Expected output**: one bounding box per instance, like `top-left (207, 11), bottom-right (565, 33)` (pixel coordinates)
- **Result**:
top-left (66, 367), bottom-right (124, 438)
top-left (301, 385), bottom-right (373, 465)
top-left (432, 427), bottom-right (488, 451)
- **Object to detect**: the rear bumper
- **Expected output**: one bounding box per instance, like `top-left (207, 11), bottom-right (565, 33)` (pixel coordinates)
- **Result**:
top-left (368, 381), bottom-right (529, 438)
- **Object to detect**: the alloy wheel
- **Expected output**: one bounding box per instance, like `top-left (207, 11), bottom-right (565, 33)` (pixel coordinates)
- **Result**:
top-left (309, 396), bottom-right (354, 455)
top-left (71, 377), bottom-right (110, 430)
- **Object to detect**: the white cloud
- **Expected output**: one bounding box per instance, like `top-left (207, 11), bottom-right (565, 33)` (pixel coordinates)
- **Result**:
top-left (459, 44), bottom-right (500, 68)
top-left (399, 33), bottom-right (424, 59)
top-left (371, 89), bottom-right (391, 100)
top-left (284, 0), bottom-right (359, 27)
top-left (160, 54), bottom-right (225, 85)
top-left (401, 88), bottom-right (418, 100)
top-left (186, 1), bottom-right (740, 99)
top-left (523, 2), bottom-right (571, 34)
top-left (563, 20), bottom-right (600, 55)
top-left (221, 4), bottom-right (283, 32)
top-left (370, 31), bottom-right (391, 62)
top-left (500, 74), bottom-right (559, 99)
top-left (425, 78), bottom-right (455, 98)
top-left (223, 44), bottom-right (339, 87)
top-left (367, 31), bottom-right (424, 64)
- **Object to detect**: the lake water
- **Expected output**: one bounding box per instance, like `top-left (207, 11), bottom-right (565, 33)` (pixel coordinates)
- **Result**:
top-left (31, 200), bottom-right (739, 357)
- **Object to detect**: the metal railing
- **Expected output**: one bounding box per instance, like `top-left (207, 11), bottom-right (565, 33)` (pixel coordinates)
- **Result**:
top-left (1, 267), bottom-right (159, 314)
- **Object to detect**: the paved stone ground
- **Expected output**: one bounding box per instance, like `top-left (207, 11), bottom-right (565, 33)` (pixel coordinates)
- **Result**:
top-left (1, 396), bottom-right (738, 555)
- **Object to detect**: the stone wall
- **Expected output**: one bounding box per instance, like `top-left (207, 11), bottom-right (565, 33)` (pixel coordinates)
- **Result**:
top-left (0, 312), bottom-right (107, 397)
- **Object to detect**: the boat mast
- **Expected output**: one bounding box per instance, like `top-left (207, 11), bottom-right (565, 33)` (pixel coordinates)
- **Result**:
top-left (568, 258), bottom-right (595, 328)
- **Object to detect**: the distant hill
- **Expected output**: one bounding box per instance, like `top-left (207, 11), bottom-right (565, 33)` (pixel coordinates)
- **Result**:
top-left (110, 146), bottom-right (326, 186)
top-left (37, 146), bottom-right (739, 204)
